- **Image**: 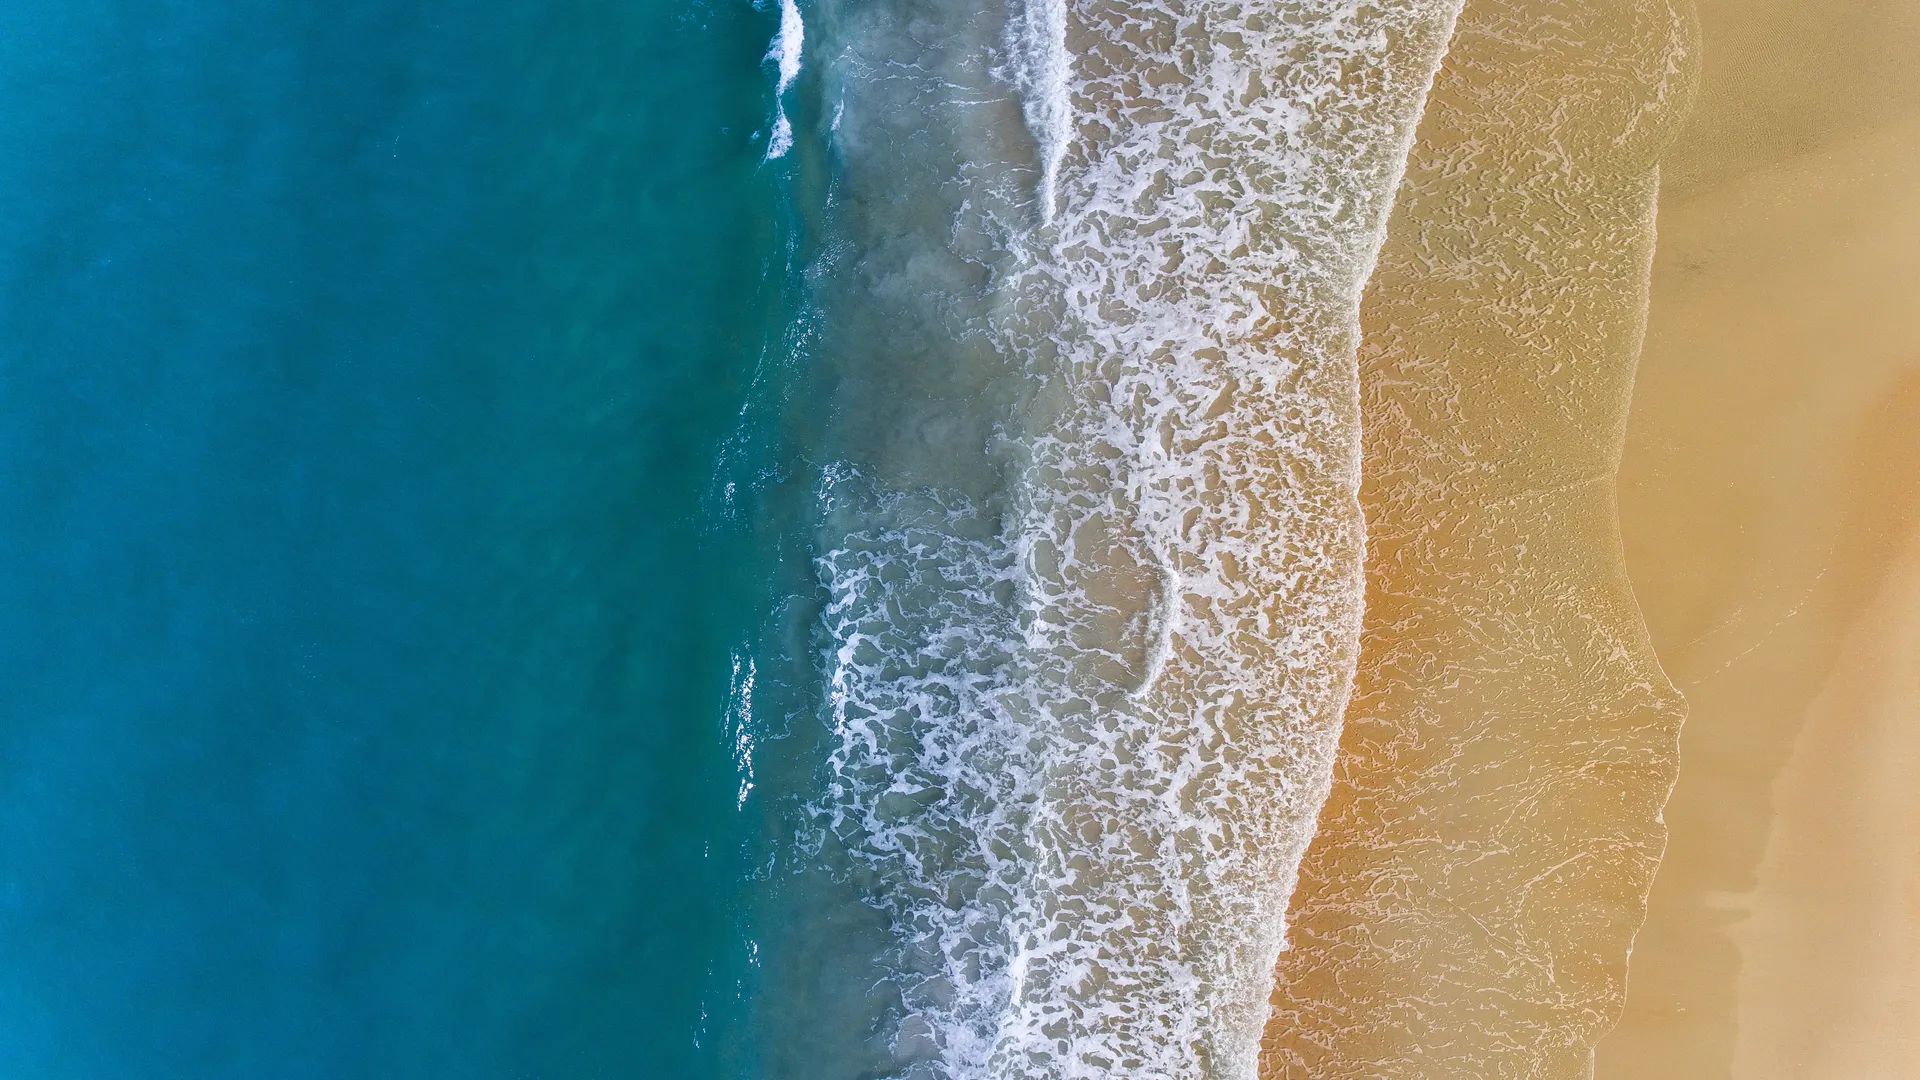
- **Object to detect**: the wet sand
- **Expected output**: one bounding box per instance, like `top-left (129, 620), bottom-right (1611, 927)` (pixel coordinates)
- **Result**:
top-left (1258, 0), bottom-right (1693, 1074)
top-left (1597, 2), bottom-right (1920, 1072)
top-left (1249, 0), bottom-right (1920, 1070)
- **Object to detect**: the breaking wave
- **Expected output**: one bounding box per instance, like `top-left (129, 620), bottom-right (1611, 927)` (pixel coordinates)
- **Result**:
top-left (746, 0), bottom-right (1467, 1075)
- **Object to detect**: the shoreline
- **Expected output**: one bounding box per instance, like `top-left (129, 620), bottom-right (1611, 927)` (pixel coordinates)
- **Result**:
top-left (1259, 0), bottom-right (1692, 1073)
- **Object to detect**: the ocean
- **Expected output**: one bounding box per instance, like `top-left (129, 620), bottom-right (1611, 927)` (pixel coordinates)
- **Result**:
top-left (0, 1), bottom-right (779, 1076)
top-left (0, 0), bottom-right (1497, 1077)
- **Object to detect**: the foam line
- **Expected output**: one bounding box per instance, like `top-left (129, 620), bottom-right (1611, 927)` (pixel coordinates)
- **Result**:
top-left (763, 0), bottom-right (804, 160)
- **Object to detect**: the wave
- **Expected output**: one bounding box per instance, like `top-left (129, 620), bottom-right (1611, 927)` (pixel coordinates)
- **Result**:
top-left (1004, 0), bottom-right (1072, 222)
top-left (764, 0), bottom-right (805, 159)
top-left (749, 0), bottom-right (1466, 1075)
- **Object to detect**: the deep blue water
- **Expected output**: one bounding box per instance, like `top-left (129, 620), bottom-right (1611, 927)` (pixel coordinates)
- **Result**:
top-left (0, 2), bottom-right (785, 1075)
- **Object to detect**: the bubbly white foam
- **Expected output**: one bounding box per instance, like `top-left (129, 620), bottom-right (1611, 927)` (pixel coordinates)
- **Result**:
top-left (774, 0), bottom-right (1466, 1075)
top-left (1004, 0), bottom-right (1072, 223)
top-left (728, 651), bottom-right (758, 809)
top-left (764, 0), bottom-right (805, 159)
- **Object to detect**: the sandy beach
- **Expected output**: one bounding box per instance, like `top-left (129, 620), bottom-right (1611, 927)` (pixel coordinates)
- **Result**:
top-left (1596, 2), bottom-right (1920, 1076)
top-left (1726, 539), bottom-right (1920, 1078)
top-left (1259, 0), bottom-right (1920, 1074)
top-left (1258, 0), bottom-right (1692, 1074)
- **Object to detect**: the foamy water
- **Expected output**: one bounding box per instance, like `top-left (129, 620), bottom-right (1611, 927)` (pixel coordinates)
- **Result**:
top-left (763, 0), bottom-right (805, 159)
top-left (748, 0), bottom-right (1466, 1075)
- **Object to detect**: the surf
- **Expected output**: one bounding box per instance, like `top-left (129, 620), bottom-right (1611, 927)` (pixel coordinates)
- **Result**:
top-left (738, 0), bottom-right (1466, 1074)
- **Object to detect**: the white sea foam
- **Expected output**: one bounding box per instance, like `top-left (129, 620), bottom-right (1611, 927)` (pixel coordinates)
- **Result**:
top-left (1004, 0), bottom-right (1072, 222)
top-left (764, 0), bottom-right (805, 159)
top-left (778, 0), bottom-right (1466, 1075)
top-left (727, 651), bottom-right (758, 809)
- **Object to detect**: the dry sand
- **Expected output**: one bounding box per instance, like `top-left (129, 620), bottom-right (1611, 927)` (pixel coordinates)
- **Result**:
top-left (1597, 2), bottom-right (1920, 1077)
top-left (1726, 537), bottom-right (1920, 1078)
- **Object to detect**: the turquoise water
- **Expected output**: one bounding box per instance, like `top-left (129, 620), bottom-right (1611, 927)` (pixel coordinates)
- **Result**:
top-left (0, 2), bottom-right (783, 1076)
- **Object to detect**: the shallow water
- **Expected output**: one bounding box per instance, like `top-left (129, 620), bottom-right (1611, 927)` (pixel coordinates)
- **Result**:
top-left (736, 0), bottom-right (1463, 1075)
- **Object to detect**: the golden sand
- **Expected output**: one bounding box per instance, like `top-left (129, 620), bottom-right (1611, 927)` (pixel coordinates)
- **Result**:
top-left (1251, 0), bottom-right (1920, 1071)
top-left (1597, 2), bottom-right (1920, 1075)
top-left (1258, 1), bottom-right (1694, 1075)
top-left (1724, 539), bottom-right (1920, 1078)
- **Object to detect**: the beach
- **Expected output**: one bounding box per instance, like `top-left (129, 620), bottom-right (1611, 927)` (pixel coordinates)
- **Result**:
top-left (1726, 532), bottom-right (1920, 1078)
top-left (1259, 0), bottom-right (1692, 1074)
top-left (8, 0), bottom-right (1914, 1074)
top-left (1597, 2), bottom-right (1920, 1071)
top-left (1265, 0), bottom-right (1920, 1074)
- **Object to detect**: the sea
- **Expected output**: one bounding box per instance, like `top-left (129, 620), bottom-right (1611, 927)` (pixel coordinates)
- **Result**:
top-left (0, 1), bottom-right (1462, 1078)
